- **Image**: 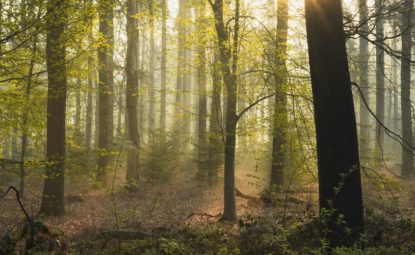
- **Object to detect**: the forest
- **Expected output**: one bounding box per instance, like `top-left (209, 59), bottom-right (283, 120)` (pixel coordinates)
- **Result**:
top-left (1, 0), bottom-right (415, 254)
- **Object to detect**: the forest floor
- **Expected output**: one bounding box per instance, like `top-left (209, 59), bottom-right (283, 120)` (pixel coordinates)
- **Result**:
top-left (1, 165), bottom-right (415, 254)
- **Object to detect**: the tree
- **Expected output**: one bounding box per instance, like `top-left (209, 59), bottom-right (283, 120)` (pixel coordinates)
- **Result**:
top-left (39, 0), bottom-right (68, 216)
top-left (173, 0), bottom-right (187, 145)
top-left (148, 0), bottom-right (156, 136)
top-left (375, 0), bottom-right (385, 160)
top-left (358, 0), bottom-right (370, 161)
top-left (196, 0), bottom-right (208, 176)
top-left (160, 0), bottom-right (167, 138)
top-left (125, 0), bottom-right (140, 183)
top-left (270, 0), bottom-right (289, 187)
top-left (97, 0), bottom-right (115, 182)
top-left (400, 0), bottom-right (414, 177)
top-left (208, 50), bottom-right (223, 183)
top-left (210, 0), bottom-right (240, 220)
top-left (304, 0), bottom-right (364, 247)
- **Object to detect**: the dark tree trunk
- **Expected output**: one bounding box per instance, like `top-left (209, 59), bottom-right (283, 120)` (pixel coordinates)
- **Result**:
top-left (211, 0), bottom-right (240, 221)
top-left (39, 0), bottom-right (67, 216)
top-left (375, 0), bottom-right (385, 160)
top-left (304, 0), bottom-right (364, 247)
top-left (97, 0), bottom-right (114, 182)
top-left (126, 0), bottom-right (140, 183)
top-left (270, 0), bottom-right (289, 187)
top-left (400, 0), bottom-right (414, 177)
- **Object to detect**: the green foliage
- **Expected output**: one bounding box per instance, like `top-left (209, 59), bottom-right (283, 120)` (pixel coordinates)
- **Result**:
top-left (334, 247), bottom-right (414, 255)
top-left (141, 131), bottom-right (177, 183)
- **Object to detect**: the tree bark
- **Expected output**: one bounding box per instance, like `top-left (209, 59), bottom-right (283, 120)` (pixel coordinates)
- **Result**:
top-left (375, 0), bottom-right (385, 161)
top-left (304, 0), bottom-right (364, 247)
top-left (39, 0), bottom-right (68, 216)
top-left (196, 1), bottom-right (208, 176)
top-left (97, 0), bottom-right (114, 182)
top-left (74, 79), bottom-right (82, 144)
top-left (148, 1), bottom-right (156, 138)
top-left (270, 0), bottom-right (289, 187)
top-left (400, 0), bottom-right (414, 177)
top-left (211, 0), bottom-right (240, 221)
top-left (85, 56), bottom-right (94, 150)
top-left (358, 0), bottom-right (370, 161)
top-left (125, 0), bottom-right (140, 183)
top-left (160, 0), bottom-right (167, 138)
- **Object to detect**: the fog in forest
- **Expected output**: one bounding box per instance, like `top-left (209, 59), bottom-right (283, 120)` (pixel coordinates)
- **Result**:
top-left (1, 0), bottom-right (415, 254)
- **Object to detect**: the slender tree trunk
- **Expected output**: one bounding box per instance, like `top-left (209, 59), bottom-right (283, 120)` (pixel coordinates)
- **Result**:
top-left (183, 1), bottom-right (192, 144)
top-left (117, 82), bottom-right (124, 138)
top-left (375, 0), bottom-right (385, 160)
top-left (75, 79), bottom-right (82, 143)
top-left (97, 0), bottom-right (114, 182)
top-left (196, 1), bottom-right (208, 176)
top-left (139, 28), bottom-right (146, 144)
top-left (173, 0), bottom-right (187, 146)
top-left (126, 0), bottom-right (140, 183)
top-left (208, 50), bottom-right (223, 183)
top-left (40, 0), bottom-right (68, 216)
top-left (304, 0), bottom-right (363, 247)
top-left (85, 57), bottom-right (94, 150)
top-left (211, 0), bottom-right (240, 221)
top-left (270, 0), bottom-right (289, 187)
top-left (84, 0), bottom-right (94, 150)
top-left (400, 0), bottom-right (414, 177)
top-left (160, 0), bottom-right (167, 137)
top-left (358, 0), bottom-right (370, 161)
top-left (149, 1), bottom-right (156, 137)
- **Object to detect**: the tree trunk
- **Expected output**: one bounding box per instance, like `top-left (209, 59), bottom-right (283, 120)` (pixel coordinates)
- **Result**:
top-left (304, 0), bottom-right (364, 247)
top-left (270, 0), bottom-right (289, 187)
top-left (148, 1), bottom-right (156, 137)
top-left (97, 0), bottom-right (114, 182)
top-left (211, 0), bottom-right (240, 221)
top-left (208, 51), bottom-right (223, 183)
top-left (85, 56), bottom-right (94, 150)
top-left (74, 79), bottom-right (82, 144)
top-left (126, 0), bottom-right (140, 183)
top-left (173, 0), bottom-right (187, 147)
top-left (160, 0), bottom-right (167, 138)
top-left (375, 0), bottom-right (385, 161)
top-left (358, 0), bottom-right (370, 161)
top-left (196, 1), bottom-right (208, 176)
top-left (400, 0), bottom-right (414, 177)
top-left (39, 0), bottom-right (68, 216)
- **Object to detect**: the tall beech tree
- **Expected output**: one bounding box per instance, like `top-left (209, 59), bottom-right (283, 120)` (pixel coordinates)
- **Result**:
top-left (39, 0), bottom-right (68, 216)
top-left (97, 0), bottom-right (114, 182)
top-left (304, 0), bottom-right (364, 247)
top-left (125, 0), bottom-right (140, 183)
top-left (270, 0), bottom-right (289, 187)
